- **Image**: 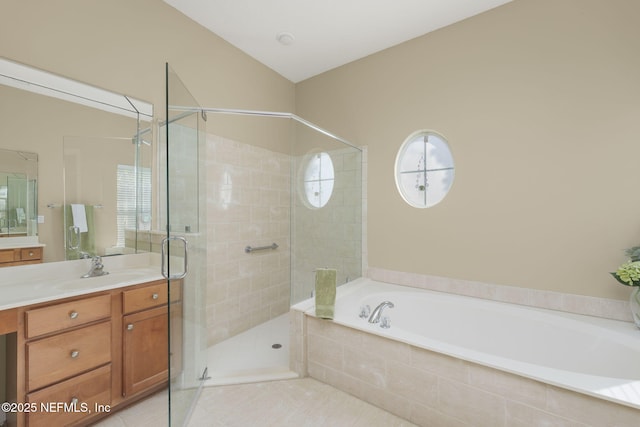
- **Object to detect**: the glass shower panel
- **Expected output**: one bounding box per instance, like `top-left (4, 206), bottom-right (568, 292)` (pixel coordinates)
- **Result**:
top-left (158, 118), bottom-right (199, 234)
top-left (162, 63), bottom-right (208, 426)
top-left (200, 109), bottom-right (361, 387)
top-left (6, 175), bottom-right (27, 234)
top-left (198, 112), bottom-right (293, 383)
top-left (27, 177), bottom-right (37, 236)
top-left (290, 119), bottom-right (362, 304)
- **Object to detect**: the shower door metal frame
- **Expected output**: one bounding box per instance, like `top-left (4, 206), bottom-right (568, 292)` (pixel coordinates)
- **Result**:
top-left (166, 106), bottom-right (361, 151)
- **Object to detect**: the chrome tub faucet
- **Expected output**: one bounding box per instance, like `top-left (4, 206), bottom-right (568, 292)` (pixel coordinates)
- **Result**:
top-left (368, 301), bottom-right (394, 323)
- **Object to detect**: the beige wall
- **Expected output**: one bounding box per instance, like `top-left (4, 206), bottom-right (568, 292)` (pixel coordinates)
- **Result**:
top-left (4, 0), bottom-right (639, 301)
top-left (296, 0), bottom-right (640, 300)
top-left (0, 0), bottom-right (294, 115)
top-left (1, 0), bottom-right (295, 261)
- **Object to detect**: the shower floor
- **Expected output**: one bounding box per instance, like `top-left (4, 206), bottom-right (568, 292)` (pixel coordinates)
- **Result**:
top-left (204, 313), bottom-right (297, 386)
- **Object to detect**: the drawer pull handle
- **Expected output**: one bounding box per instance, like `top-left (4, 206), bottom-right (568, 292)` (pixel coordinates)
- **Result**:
top-left (152, 293), bottom-right (159, 300)
top-left (70, 350), bottom-right (80, 359)
top-left (70, 397), bottom-right (79, 406)
top-left (29, 251), bottom-right (34, 256)
top-left (69, 311), bottom-right (79, 319)
top-left (127, 324), bottom-right (134, 331)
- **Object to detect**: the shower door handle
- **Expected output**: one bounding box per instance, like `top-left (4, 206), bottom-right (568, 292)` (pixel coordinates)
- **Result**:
top-left (161, 236), bottom-right (188, 280)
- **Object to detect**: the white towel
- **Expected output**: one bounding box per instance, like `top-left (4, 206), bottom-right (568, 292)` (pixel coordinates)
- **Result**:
top-left (71, 204), bottom-right (88, 233)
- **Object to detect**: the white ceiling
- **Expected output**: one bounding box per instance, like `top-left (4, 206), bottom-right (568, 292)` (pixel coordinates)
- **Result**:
top-left (163, 0), bottom-right (513, 83)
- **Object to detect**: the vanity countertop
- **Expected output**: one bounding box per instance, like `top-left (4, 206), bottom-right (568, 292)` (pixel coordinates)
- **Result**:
top-left (0, 241), bottom-right (46, 249)
top-left (0, 236), bottom-right (45, 249)
top-left (0, 253), bottom-right (164, 311)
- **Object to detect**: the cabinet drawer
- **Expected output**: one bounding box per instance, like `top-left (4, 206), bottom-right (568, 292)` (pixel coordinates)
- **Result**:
top-left (20, 246), bottom-right (42, 261)
top-left (0, 248), bottom-right (16, 263)
top-left (26, 364), bottom-right (111, 427)
top-left (0, 247), bottom-right (43, 267)
top-left (27, 321), bottom-right (111, 391)
top-left (123, 280), bottom-right (181, 314)
top-left (25, 294), bottom-right (111, 338)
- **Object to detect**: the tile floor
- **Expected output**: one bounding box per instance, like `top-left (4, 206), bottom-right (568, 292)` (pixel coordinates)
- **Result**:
top-left (95, 314), bottom-right (414, 426)
top-left (94, 378), bottom-right (416, 426)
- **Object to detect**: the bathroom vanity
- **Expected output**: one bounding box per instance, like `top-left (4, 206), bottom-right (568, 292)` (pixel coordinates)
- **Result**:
top-left (0, 237), bottom-right (45, 268)
top-left (0, 256), bottom-right (180, 427)
top-left (0, 246), bottom-right (43, 268)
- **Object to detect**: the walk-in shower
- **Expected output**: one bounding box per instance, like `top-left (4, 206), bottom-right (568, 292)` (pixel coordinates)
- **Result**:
top-left (170, 107), bottom-right (363, 385)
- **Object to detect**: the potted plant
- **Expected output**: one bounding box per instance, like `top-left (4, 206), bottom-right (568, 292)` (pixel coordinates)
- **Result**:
top-left (612, 253), bottom-right (640, 329)
top-left (624, 246), bottom-right (640, 262)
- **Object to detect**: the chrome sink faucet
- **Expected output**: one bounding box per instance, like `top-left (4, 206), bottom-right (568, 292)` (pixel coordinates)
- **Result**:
top-left (368, 301), bottom-right (394, 323)
top-left (82, 256), bottom-right (109, 278)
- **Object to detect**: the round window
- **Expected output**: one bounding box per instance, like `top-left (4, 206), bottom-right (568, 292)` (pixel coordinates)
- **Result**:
top-left (303, 152), bottom-right (335, 208)
top-left (394, 130), bottom-right (455, 208)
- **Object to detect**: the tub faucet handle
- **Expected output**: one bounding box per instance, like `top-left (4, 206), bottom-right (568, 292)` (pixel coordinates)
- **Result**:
top-left (380, 315), bottom-right (391, 329)
top-left (359, 304), bottom-right (371, 319)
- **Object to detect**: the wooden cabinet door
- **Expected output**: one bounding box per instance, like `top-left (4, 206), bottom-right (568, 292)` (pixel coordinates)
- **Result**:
top-left (122, 305), bottom-right (169, 397)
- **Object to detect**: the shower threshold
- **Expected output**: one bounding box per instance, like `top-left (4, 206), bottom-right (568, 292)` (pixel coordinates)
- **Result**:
top-left (204, 313), bottom-right (298, 386)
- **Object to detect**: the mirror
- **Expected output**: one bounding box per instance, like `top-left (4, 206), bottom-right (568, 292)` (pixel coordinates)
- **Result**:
top-left (63, 134), bottom-right (154, 260)
top-left (0, 57), bottom-right (153, 262)
top-left (0, 149), bottom-right (37, 236)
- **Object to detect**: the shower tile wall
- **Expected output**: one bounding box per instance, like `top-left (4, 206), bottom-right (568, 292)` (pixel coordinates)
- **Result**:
top-left (205, 134), bottom-right (291, 346)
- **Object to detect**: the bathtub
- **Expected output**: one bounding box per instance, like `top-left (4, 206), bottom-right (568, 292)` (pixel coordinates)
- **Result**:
top-left (318, 278), bottom-right (640, 411)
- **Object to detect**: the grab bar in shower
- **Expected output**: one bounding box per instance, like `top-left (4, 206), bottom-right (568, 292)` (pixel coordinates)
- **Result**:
top-left (245, 243), bottom-right (278, 253)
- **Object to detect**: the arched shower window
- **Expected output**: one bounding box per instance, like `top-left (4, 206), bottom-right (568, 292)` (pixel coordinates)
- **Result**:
top-left (303, 152), bottom-right (334, 208)
top-left (395, 130), bottom-right (455, 208)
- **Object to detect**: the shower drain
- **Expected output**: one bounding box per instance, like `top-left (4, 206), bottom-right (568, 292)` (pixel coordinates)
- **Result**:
top-left (271, 343), bottom-right (282, 349)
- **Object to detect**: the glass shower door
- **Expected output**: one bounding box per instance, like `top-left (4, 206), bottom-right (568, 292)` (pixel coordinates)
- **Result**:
top-left (162, 63), bottom-right (208, 426)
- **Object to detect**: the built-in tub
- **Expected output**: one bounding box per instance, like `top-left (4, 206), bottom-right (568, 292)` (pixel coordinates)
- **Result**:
top-left (309, 279), bottom-right (640, 412)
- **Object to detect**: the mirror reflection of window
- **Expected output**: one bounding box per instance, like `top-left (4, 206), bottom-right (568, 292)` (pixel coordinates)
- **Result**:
top-left (395, 130), bottom-right (455, 208)
top-left (0, 150), bottom-right (38, 236)
top-left (303, 152), bottom-right (334, 208)
top-left (116, 165), bottom-right (152, 248)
